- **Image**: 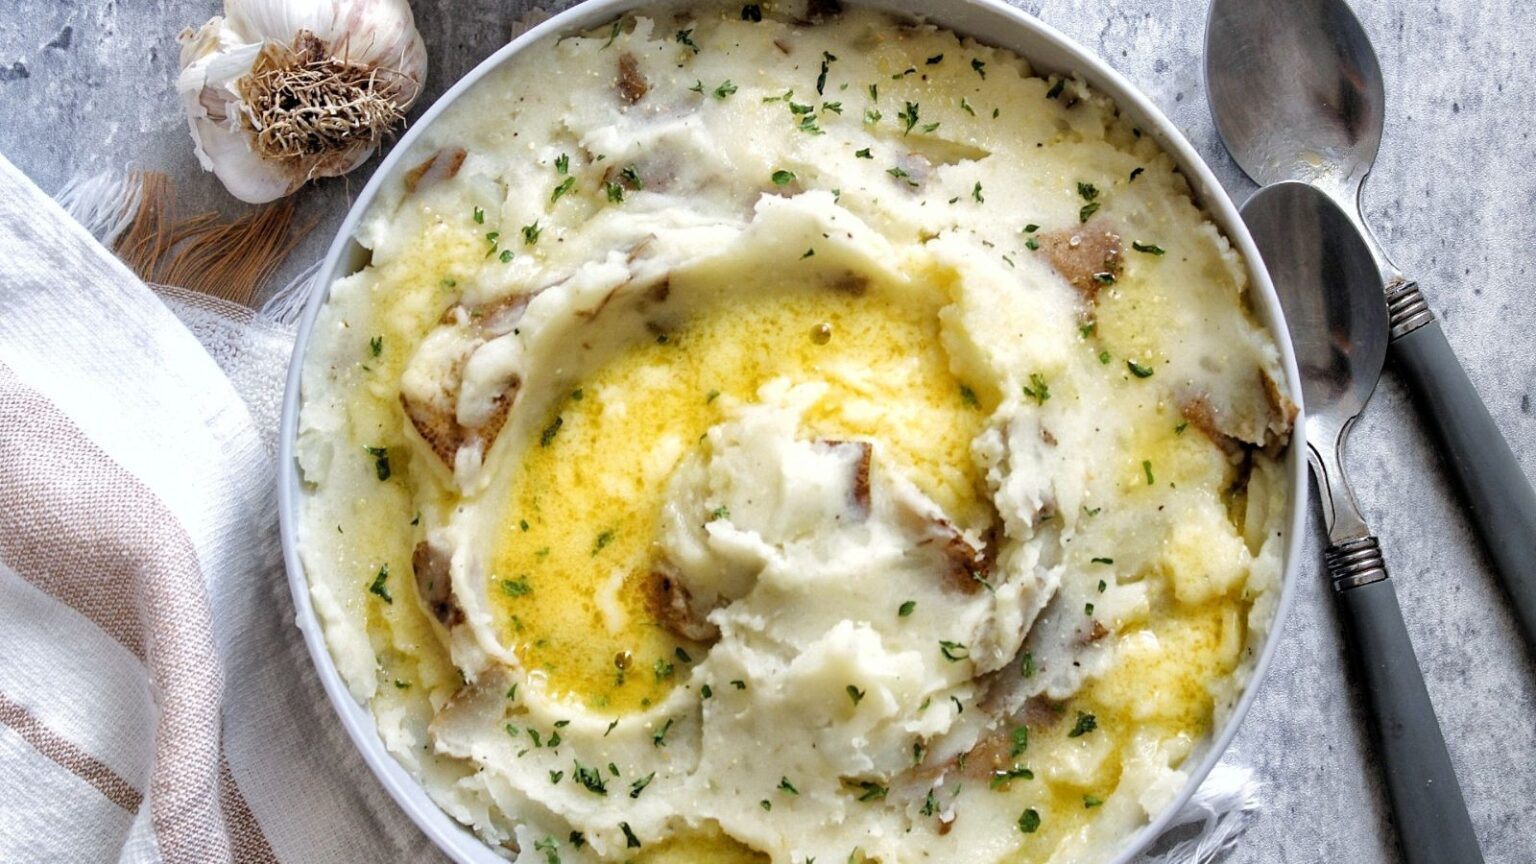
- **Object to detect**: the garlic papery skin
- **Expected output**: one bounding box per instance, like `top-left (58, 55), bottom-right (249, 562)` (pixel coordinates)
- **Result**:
top-left (177, 0), bottom-right (428, 204)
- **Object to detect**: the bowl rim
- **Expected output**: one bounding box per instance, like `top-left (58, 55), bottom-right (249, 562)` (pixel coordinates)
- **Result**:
top-left (276, 1), bottom-right (1308, 861)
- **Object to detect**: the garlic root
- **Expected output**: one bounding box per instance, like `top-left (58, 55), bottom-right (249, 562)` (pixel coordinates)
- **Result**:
top-left (177, 0), bottom-right (428, 204)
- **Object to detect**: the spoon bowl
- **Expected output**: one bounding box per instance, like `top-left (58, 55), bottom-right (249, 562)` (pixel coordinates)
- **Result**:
top-left (1243, 181), bottom-right (1385, 427)
top-left (1205, 0), bottom-right (1384, 196)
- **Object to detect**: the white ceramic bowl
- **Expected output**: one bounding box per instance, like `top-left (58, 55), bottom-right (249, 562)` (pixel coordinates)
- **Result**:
top-left (277, 1), bottom-right (1308, 861)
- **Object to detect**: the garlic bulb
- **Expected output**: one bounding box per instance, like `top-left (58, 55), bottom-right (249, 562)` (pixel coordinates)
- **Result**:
top-left (177, 0), bottom-right (428, 204)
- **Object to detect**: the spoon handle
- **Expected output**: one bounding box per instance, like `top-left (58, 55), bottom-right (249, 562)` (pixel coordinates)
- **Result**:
top-left (1387, 284), bottom-right (1536, 650)
top-left (1326, 536), bottom-right (1484, 864)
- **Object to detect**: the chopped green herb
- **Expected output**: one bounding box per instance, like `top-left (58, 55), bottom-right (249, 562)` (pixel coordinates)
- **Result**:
top-left (939, 640), bottom-right (969, 662)
top-left (713, 79), bottom-right (738, 99)
top-left (846, 685), bottom-right (865, 706)
top-left (604, 719), bottom-right (619, 736)
top-left (961, 96), bottom-right (975, 115)
top-left (1098, 579), bottom-right (1107, 593)
top-left (921, 789), bottom-right (938, 816)
top-left (499, 249), bottom-right (514, 263)
top-left (1079, 201), bottom-right (1101, 223)
top-left (1091, 557), bottom-right (1115, 565)
top-left (675, 29), bottom-right (699, 53)
top-left (971, 58), bottom-right (987, 78)
top-left (1142, 460), bottom-right (1155, 485)
top-left (990, 765), bottom-right (1034, 789)
top-left (1021, 652), bottom-right (1035, 678)
top-left (1022, 372), bottom-right (1050, 405)
top-left (593, 530), bottom-right (615, 555)
top-left (653, 658), bottom-right (674, 681)
top-left (760, 799), bottom-right (772, 811)
top-left (801, 248), bottom-right (815, 259)
top-left (741, 4), bottom-right (762, 21)
top-left (550, 176), bottom-right (575, 203)
top-left (1025, 236), bottom-right (1040, 251)
top-left (1132, 241), bottom-right (1166, 255)
top-left (706, 389), bottom-right (720, 403)
top-left (1077, 181), bottom-right (1099, 201)
top-left (865, 108), bottom-right (882, 124)
top-left (601, 20), bottom-right (621, 49)
top-left (816, 51), bottom-right (837, 95)
top-left (1084, 602), bottom-right (1095, 616)
top-left (779, 776), bottom-right (799, 795)
top-left (523, 221), bottom-right (542, 245)
top-left (1019, 808), bottom-right (1041, 833)
top-left (899, 101), bottom-right (920, 135)
top-left (605, 182), bottom-right (625, 203)
top-left (652, 718), bottom-right (674, 747)
top-left (689, 79), bottom-right (704, 93)
top-left (1099, 350), bottom-right (1112, 365)
top-left (620, 822), bottom-right (642, 849)
top-left (972, 181), bottom-right (984, 203)
top-left (925, 53), bottom-right (944, 65)
top-left (730, 679), bottom-right (747, 690)
top-left (959, 384), bottom-right (979, 408)
top-left (1010, 725), bottom-right (1029, 757)
top-left (708, 505), bottom-right (730, 522)
top-left (700, 684), bottom-right (713, 699)
top-left (1068, 711), bottom-right (1098, 737)
top-left (1084, 794), bottom-right (1104, 808)
top-left (898, 600), bottom-right (916, 617)
top-left (549, 770), bottom-right (564, 785)
top-left (1093, 271), bottom-right (1116, 285)
top-left (1175, 421), bottom-right (1189, 434)
top-left (855, 147), bottom-right (872, 159)
top-left (369, 335), bottom-right (382, 357)
top-left (540, 415), bottom-right (563, 447)
top-left (365, 445), bottom-right (391, 481)
top-left (620, 164), bottom-right (643, 189)
top-left (535, 836), bottom-right (561, 864)
top-left (1045, 78), bottom-right (1065, 99)
top-left (368, 565), bottom-right (391, 603)
top-left (501, 576), bottom-right (532, 597)
top-left (555, 153), bottom-right (569, 175)
top-left (1023, 223), bottom-right (1040, 233)
top-left (1129, 166), bottom-right (1145, 181)
top-left (473, 206), bottom-right (485, 224)
top-left (771, 169), bottom-right (796, 186)
top-left (822, 101), bottom-right (843, 114)
top-left (629, 772), bottom-right (655, 798)
top-left (1127, 360), bottom-right (1154, 378)
top-left (852, 780), bottom-right (888, 802)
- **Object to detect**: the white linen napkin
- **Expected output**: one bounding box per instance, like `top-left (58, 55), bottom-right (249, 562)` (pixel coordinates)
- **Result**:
top-left (0, 152), bottom-right (1259, 864)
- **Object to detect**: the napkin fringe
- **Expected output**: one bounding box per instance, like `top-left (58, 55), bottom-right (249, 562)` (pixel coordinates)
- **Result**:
top-left (55, 169), bottom-right (312, 309)
top-left (1140, 762), bottom-right (1263, 863)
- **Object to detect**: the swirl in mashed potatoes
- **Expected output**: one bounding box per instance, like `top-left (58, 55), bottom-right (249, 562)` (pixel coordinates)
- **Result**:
top-left (296, 3), bottom-right (1296, 862)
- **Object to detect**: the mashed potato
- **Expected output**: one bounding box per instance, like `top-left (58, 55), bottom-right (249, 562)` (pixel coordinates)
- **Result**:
top-left (295, 3), bottom-right (1295, 862)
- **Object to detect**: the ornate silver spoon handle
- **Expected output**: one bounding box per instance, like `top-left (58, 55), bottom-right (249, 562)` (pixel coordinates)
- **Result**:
top-left (1326, 536), bottom-right (1484, 864)
top-left (1388, 283), bottom-right (1536, 651)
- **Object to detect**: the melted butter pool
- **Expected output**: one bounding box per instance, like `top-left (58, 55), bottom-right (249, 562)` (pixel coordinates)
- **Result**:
top-left (490, 276), bottom-right (987, 711)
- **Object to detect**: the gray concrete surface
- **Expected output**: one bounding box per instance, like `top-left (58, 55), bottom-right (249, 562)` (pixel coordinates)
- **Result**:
top-left (3, 1), bottom-right (1534, 862)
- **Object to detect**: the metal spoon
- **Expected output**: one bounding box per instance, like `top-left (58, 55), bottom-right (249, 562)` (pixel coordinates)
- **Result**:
top-left (1206, 0), bottom-right (1536, 650)
top-left (1243, 181), bottom-right (1483, 864)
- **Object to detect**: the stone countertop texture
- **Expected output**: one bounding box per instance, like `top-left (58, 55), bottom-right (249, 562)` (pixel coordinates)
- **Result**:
top-left (2, 1), bottom-right (1534, 861)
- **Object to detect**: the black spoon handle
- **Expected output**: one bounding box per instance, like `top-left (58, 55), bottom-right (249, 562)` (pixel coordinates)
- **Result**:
top-left (1388, 283), bottom-right (1536, 651)
top-left (1326, 536), bottom-right (1484, 864)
